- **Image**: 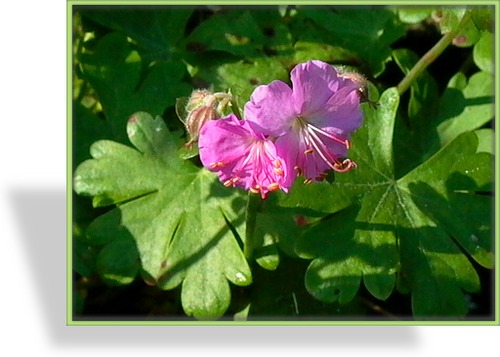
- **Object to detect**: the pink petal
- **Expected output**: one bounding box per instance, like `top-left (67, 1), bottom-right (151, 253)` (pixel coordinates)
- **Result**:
top-left (244, 80), bottom-right (296, 136)
top-left (290, 60), bottom-right (340, 116)
top-left (310, 86), bottom-right (363, 136)
top-left (198, 114), bottom-right (291, 198)
top-left (199, 115), bottom-right (254, 183)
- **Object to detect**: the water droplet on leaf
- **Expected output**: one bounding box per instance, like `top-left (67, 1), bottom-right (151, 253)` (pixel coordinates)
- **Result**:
top-left (235, 272), bottom-right (246, 283)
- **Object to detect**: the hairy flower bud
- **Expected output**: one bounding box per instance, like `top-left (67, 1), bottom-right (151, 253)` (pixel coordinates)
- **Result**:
top-left (184, 106), bottom-right (217, 143)
top-left (336, 68), bottom-right (378, 109)
top-left (176, 89), bottom-right (234, 147)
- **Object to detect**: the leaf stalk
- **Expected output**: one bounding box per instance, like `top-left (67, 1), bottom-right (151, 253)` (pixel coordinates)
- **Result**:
top-left (396, 11), bottom-right (472, 96)
top-left (244, 192), bottom-right (260, 260)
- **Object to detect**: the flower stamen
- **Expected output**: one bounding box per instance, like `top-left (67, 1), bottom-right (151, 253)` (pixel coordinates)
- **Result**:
top-left (267, 182), bottom-right (280, 191)
top-left (250, 186), bottom-right (261, 194)
top-left (306, 128), bottom-right (342, 169)
top-left (299, 119), bottom-right (356, 173)
top-left (306, 123), bottom-right (349, 147)
top-left (210, 161), bottom-right (225, 168)
top-left (272, 159), bottom-right (284, 176)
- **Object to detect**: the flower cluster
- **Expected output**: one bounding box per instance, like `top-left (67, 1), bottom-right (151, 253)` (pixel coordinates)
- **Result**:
top-left (198, 60), bottom-right (364, 199)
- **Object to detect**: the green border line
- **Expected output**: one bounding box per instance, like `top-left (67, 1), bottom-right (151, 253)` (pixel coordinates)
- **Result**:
top-left (67, 0), bottom-right (499, 326)
top-left (67, 0), bottom-right (74, 327)
top-left (495, 0), bottom-right (499, 328)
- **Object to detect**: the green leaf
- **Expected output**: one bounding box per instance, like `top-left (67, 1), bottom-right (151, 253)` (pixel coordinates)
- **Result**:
top-left (471, 7), bottom-right (494, 31)
top-left (392, 48), bottom-right (440, 176)
top-left (183, 10), bottom-right (267, 58)
top-left (436, 8), bottom-right (480, 47)
top-left (475, 128), bottom-right (494, 154)
top-left (253, 196), bottom-right (311, 270)
top-left (72, 101), bottom-right (113, 169)
top-left (396, 8), bottom-right (432, 24)
top-left (81, 8), bottom-right (193, 60)
top-left (244, 9), bottom-right (294, 56)
top-left (197, 58), bottom-right (289, 109)
top-left (248, 255), bottom-right (367, 318)
top-left (78, 33), bottom-right (191, 143)
top-left (293, 41), bottom-right (358, 65)
top-left (392, 49), bottom-right (439, 123)
top-left (437, 8), bottom-right (466, 34)
top-left (233, 302), bottom-right (251, 321)
top-left (96, 237), bottom-right (140, 286)
top-left (277, 178), bottom-right (352, 214)
top-left (73, 222), bottom-right (98, 278)
top-left (435, 71), bottom-right (494, 148)
top-left (294, 87), bottom-right (493, 318)
top-left (74, 112), bottom-right (252, 319)
top-left (453, 16), bottom-right (481, 47)
top-left (473, 30), bottom-right (494, 74)
top-left (299, 8), bottom-right (406, 76)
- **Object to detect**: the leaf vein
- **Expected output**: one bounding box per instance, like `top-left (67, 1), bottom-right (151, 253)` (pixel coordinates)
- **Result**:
top-left (368, 185), bottom-right (392, 222)
top-left (394, 186), bottom-right (415, 228)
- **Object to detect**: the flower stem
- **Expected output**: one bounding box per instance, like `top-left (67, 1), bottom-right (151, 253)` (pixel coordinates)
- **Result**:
top-left (244, 192), bottom-right (260, 260)
top-left (396, 11), bottom-right (472, 96)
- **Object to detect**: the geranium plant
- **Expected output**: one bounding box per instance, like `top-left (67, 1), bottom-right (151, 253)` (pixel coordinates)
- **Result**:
top-left (71, 4), bottom-right (495, 322)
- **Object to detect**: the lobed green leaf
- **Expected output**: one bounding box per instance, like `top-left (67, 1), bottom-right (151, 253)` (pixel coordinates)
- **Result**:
top-left (294, 86), bottom-right (494, 318)
top-left (435, 71), bottom-right (494, 148)
top-left (473, 30), bottom-right (494, 74)
top-left (74, 112), bottom-right (251, 319)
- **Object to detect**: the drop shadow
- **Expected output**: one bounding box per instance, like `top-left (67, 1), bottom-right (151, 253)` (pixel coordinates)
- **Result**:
top-left (9, 187), bottom-right (420, 348)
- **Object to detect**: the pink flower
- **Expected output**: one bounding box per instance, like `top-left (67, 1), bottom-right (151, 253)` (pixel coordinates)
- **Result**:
top-left (244, 60), bottom-right (363, 184)
top-left (198, 60), bottom-right (364, 197)
top-left (198, 114), bottom-right (289, 199)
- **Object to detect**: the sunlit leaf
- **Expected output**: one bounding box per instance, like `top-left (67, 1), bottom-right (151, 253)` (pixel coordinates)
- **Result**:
top-left (292, 88), bottom-right (493, 318)
top-left (197, 57), bottom-right (289, 108)
top-left (435, 71), bottom-right (494, 147)
top-left (396, 8), bottom-right (432, 24)
top-left (72, 6), bottom-right (494, 320)
top-left (436, 8), bottom-right (480, 47)
top-left (74, 112), bottom-right (251, 319)
top-left (473, 30), bottom-right (494, 74)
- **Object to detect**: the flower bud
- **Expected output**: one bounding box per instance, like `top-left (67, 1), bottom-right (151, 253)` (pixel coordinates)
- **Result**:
top-left (336, 68), bottom-right (378, 109)
top-left (176, 89), bottom-right (234, 147)
top-left (184, 105), bottom-right (217, 143)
